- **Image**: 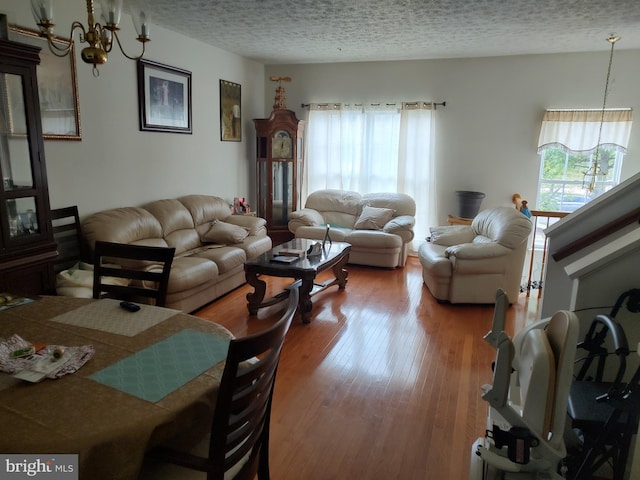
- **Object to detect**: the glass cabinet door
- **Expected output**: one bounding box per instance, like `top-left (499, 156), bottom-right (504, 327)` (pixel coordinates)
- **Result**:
top-left (1, 73), bottom-right (34, 188)
top-left (0, 33), bottom-right (56, 295)
top-left (6, 197), bottom-right (39, 238)
top-left (0, 71), bottom-right (42, 244)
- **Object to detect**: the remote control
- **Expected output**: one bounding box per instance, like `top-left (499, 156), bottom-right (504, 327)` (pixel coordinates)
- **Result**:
top-left (120, 301), bottom-right (141, 312)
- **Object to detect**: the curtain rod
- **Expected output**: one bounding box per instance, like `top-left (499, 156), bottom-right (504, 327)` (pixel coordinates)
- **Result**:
top-left (545, 107), bottom-right (632, 112)
top-left (301, 101), bottom-right (446, 108)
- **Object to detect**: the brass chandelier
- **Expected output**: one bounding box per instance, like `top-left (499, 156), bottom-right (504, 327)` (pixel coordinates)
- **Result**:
top-left (31, 0), bottom-right (150, 76)
top-left (583, 35), bottom-right (620, 192)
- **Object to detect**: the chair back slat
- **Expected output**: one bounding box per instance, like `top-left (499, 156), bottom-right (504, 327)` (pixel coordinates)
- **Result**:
top-left (143, 285), bottom-right (299, 480)
top-left (212, 286), bottom-right (298, 479)
top-left (51, 206), bottom-right (83, 273)
top-left (92, 241), bottom-right (175, 307)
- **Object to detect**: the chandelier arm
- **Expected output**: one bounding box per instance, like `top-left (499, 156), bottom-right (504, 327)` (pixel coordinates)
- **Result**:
top-left (33, 0), bottom-right (148, 72)
top-left (96, 24), bottom-right (114, 53)
top-left (43, 21), bottom-right (85, 56)
top-left (110, 29), bottom-right (147, 61)
top-left (44, 39), bottom-right (72, 57)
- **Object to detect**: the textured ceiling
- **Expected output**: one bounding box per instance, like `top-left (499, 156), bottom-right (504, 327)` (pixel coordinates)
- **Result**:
top-left (141, 0), bottom-right (640, 65)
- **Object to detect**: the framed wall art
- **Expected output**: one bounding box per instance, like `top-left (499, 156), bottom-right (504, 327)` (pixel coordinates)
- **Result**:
top-left (137, 59), bottom-right (192, 134)
top-left (9, 25), bottom-right (81, 140)
top-left (220, 80), bottom-right (241, 141)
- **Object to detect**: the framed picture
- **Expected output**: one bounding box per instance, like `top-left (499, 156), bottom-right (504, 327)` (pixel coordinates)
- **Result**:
top-left (220, 80), bottom-right (241, 141)
top-left (137, 59), bottom-right (192, 134)
top-left (9, 25), bottom-right (81, 141)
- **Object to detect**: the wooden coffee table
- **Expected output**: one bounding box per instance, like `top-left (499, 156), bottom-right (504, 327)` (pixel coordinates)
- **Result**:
top-left (244, 238), bottom-right (351, 323)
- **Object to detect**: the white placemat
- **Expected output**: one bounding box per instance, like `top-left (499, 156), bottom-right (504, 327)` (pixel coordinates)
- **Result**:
top-left (49, 299), bottom-right (180, 336)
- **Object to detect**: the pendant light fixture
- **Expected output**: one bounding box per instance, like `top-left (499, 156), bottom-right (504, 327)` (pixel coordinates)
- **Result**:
top-left (583, 35), bottom-right (620, 192)
top-left (31, 0), bottom-right (150, 77)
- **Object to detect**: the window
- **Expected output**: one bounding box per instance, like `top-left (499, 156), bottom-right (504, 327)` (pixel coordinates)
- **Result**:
top-left (537, 146), bottom-right (625, 212)
top-left (305, 102), bottom-right (437, 251)
top-left (305, 104), bottom-right (401, 193)
top-left (536, 109), bottom-right (632, 212)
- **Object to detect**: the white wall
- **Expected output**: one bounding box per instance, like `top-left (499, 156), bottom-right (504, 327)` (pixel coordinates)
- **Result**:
top-left (3, 0), bottom-right (640, 226)
top-left (265, 52), bottom-right (640, 224)
top-left (0, 0), bottom-right (265, 218)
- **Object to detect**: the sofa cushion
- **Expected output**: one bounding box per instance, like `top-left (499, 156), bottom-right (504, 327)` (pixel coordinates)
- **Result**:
top-left (235, 235), bottom-right (273, 259)
top-left (82, 207), bottom-right (163, 247)
top-left (188, 246), bottom-right (246, 274)
top-left (346, 229), bottom-right (402, 249)
top-left (142, 199), bottom-right (199, 254)
top-left (362, 192), bottom-right (416, 216)
top-left (201, 220), bottom-right (249, 244)
top-left (305, 189), bottom-right (361, 228)
top-left (294, 225), bottom-right (350, 242)
top-left (354, 205), bottom-right (395, 230)
top-left (430, 225), bottom-right (475, 246)
top-left (167, 256), bottom-right (218, 293)
top-left (418, 243), bottom-right (452, 278)
top-left (225, 215), bottom-right (267, 237)
top-left (55, 261), bottom-right (129, 298)
top-left (383, 215), bottom-right (416, 239)
top-left (178, 195), bottom-right (233, 236)
top-left (288, 208), bottom-right (325, 227)
top-left (305, 189), bottom-right (362, 215)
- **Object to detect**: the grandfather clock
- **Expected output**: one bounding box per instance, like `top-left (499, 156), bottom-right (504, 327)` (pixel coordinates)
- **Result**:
top-left (253, 77), bottom-right (305, 245)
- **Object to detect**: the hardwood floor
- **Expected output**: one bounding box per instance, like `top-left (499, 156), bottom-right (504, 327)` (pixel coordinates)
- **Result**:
top-left (194, 257), bottom-right (541, 479)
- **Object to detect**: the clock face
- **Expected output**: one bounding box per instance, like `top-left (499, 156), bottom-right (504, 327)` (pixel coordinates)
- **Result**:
top-left (272, 130), bottom-right (292, 159)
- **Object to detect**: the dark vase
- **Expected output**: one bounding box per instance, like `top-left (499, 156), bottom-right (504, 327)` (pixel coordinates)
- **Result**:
top-left (455, 191), bottom-right (486, 218)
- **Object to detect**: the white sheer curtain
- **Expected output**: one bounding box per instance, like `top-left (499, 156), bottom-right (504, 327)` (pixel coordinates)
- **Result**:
top-left (398, 103), bottom-right (437, 252)
top-left (305, 102), bottom-right (437, 252)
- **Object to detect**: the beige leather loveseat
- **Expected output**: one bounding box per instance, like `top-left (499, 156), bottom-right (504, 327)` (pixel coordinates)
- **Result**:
top-left (288, 189), bottom-right (415, 268)
top-left (81, 195), bottom-right (272, 312)
top-left (418, 206), bottom-right (532, 304)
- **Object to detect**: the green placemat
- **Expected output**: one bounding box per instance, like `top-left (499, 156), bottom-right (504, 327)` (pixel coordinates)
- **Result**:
top-left (90, 329), bottom-right (230, 402)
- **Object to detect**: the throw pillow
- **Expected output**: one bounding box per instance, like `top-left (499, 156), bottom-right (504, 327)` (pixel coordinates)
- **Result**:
top-left (429, 225), bottom-right (475, 246)
top-left (201, 220), bottom-right (249, 244)
top-left (354, 205), bottom-right (395, 230)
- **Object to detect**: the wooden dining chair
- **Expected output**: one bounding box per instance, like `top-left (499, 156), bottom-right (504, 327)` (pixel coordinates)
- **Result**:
top-left (92, 240), bottom-right (175, 307)
top-left (51, 206), bottom-right (84, 273)
top-left (141, 285), bottom-right (299, 480)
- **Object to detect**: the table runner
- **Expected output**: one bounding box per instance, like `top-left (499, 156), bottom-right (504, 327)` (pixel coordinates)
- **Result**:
top-left (50, 298), bottom-right (179, 336)
top-left (90, 329), bottom-right (230, 402)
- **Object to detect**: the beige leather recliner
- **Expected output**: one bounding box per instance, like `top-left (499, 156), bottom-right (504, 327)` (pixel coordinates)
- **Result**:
top-left (288, 189), bottom-right (415, 268)
top-left (418, 207), bottom-right (532, 304)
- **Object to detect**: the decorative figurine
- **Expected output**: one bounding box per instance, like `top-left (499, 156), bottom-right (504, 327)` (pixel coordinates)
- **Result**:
top-left (233, 197), bottom-right (250, 214)
top-left (520, 200), bottom-right (531, 218)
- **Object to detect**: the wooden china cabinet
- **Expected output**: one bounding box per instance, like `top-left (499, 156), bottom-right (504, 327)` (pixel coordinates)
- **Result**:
top-left (0, 21), bottom-right (56, 295)
top-left (253, 77), bottom-right (305, 245)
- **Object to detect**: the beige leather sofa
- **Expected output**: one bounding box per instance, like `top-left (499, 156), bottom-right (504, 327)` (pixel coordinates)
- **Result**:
top-left (81, 195), bottom-right (272, 312)
top-left (288, 189), bottom-right (415, 268)
top-left (418, 206), bottom-right (532, 304)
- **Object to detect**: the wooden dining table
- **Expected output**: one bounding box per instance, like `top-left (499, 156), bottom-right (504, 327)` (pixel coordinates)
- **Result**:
top-left (0, 295), bottom-right (233, 480)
